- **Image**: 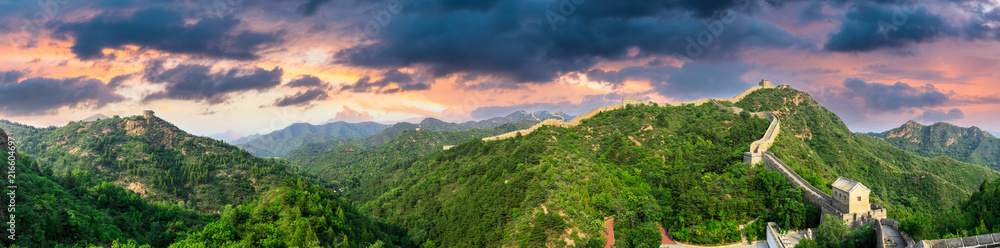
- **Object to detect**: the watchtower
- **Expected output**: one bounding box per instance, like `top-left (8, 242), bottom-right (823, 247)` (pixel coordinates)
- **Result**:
top-left (831, 177), bottom-right (871, 214)
top-left (759, 79), bottom-right (773, 87)
top-left (143, 110), bottom-right (155, 119)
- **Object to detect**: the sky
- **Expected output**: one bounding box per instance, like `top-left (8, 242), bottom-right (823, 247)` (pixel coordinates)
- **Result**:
top-left (1, 0), bottom-right (1000, 141)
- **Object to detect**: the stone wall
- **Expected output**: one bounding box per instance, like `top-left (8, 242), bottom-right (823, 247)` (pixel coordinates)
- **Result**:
top-left (762, 152), bottom-right (845, 218)
top-left (481, 84), bottom-right (776, 142)
top-left (914, 233), bottom-right (1000, 248)
top-left (767, 222), bottom-right (788, 248)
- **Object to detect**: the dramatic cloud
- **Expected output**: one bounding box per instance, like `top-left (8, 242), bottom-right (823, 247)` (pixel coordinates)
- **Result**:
top-left (324, 105), bottom-right (375, 123)
top-left (0, 77), bottom-right (124, 116)
top-left (340, 69), bottom-right (429, 94)
top-left (586, 61), bottom-right (753, 99)
top-left (273, 88), bottom-right (329, 107)
top-left (916, 108), bottom-right (964, 122)
top-left (839, 78), bottom-right (948, 111)
top-left (55, 8), bottom-right (283, 60)
top-left (0, 70), bottom-right (26, 85)
top-left (142, 62), bottom-right (284, 104)
top-left (286, 75), bottom-right (326, 88)
top-left (824, 3), bottom-right (954, 52)
top-left (334, 0), bottom-right (810, 84)
top-left (297, 0), bottom-right (333, 16)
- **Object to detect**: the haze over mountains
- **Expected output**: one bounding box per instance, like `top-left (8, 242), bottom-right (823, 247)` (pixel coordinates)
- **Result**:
top-left (232, 110), bottom-right (574, 158)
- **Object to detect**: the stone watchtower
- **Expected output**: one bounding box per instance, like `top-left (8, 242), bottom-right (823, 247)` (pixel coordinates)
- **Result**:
top-left (831, 177), bottom-right (871, 214)
top-left (759, 79), bottom-right (773, 87)
top-left (143, 110), bottom-right (155, 119)
top-left (622, 97), bottom-right (638, 105)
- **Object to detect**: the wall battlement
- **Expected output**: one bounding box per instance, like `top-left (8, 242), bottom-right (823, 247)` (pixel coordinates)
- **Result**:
top-left (481, 83), bottom-right (776, 142)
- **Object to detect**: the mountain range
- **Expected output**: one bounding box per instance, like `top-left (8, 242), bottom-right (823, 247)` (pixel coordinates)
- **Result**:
top-left (1, 86), bottom-right (997, 247)
top-left (868, 120), bottom-right (1000, 172)
top-left (232, 110), bottom-right (574, 158)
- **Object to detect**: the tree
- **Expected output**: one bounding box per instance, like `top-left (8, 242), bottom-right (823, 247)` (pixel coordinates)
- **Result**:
top-left (795, 239), bottom-right (819, 248)
top-left (815, 214), bottom-right (846, 248)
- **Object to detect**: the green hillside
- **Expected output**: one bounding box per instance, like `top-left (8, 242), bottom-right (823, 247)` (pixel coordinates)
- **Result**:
top-left (285, 121), bottom-right (539, 189)
top-left (1, 115), bottom-right (296, 213)
top-left (0, 119), bottom-right (410, 247)
top-left (872, 121), bottom-right (1000, 171)
top-left (732, 87), bottom-right (1000, 225)
top-left (235, 121), bottom-right (388, 158)
top-left (0, 137), bottom-right (210, 247)
top-left (327, 102), bottom-right (827, 247)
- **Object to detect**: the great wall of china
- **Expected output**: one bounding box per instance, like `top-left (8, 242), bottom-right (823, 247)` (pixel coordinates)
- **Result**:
top-left (476, 80), bottom-right (1000, 248)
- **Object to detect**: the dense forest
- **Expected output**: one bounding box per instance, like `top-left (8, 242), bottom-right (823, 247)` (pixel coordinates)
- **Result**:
top-left (733, 87), bottom-right (1000, 240)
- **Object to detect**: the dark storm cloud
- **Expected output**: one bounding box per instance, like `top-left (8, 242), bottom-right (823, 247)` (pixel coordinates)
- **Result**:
top-left (334, 0), bottom-right (811, 84)
top-left (916, 108), bottom-right (964, 122)
top-left (840, 78), bottom-right (948, 111)
top-left (340, 69), bottom-right (429, 94)
top-left (274, 88), bottom-right (329, 107)
top-left (0, 70), bottom-right (27, 85)
top-left (54, 8), bottom-right (283, 60)
top-left (586, 61), bottom-right (753, 99)
top-left (298, 0), bottom-right (333, 16)
top-left (107, 73), bottom-right (134, 89)
top-left (286, 75), bottom-right (326, 88)
top-left (824, 3), bottom-right (955, 52)
top-left (796, 1), bottom-right (829, 26)
top-left (0, 77), bottom-right (124, 116)
top-left (142, 62), bottom-right (284, 104)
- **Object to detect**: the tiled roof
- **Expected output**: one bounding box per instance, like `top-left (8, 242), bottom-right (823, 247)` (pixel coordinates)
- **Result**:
top-left (831, 177), bottom-right (871, 194)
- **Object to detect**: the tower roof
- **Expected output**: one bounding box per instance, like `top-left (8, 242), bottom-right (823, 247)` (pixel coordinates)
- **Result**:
top-left (831, 177), bottom-right (871, 194)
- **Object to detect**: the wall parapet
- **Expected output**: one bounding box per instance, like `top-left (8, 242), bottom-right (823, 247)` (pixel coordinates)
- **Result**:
top-left (481, 84), bottom-right (776, 142)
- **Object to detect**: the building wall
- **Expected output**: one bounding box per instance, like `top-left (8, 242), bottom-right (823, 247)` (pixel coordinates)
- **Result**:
top-left (848, 190), bottom-right (870, 214)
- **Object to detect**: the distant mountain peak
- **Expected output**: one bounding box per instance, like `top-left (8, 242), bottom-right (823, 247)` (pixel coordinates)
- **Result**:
top-left (81, 113), bottom-right (110, 122)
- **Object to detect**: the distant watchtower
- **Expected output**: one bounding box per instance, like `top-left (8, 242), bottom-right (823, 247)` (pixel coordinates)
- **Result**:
top-left (143, 110), bottom-right (155, 119)
top-left (759, 79), bottom-right (773, 87)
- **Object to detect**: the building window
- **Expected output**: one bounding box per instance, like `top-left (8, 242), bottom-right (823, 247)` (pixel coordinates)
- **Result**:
top-left (857, 196), bottom-right (861, 202)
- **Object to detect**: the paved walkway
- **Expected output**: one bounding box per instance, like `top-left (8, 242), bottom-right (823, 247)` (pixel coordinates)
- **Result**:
top-left (882, 225), bottom-right (906, 248)
top-left (604, 218), bottom-right (615, 248)
top-left (658, 225), bottom-right (678, 245)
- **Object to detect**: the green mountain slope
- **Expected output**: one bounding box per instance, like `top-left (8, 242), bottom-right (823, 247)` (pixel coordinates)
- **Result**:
top-left (0, 120), bottom-right (410, 247)
top-left (871, 121), bottom-right (1000, 171)
top-left (732, 87), bottom-right (1000, 219)
top-left (286, 121), bottom-right (539, 188)
top-left (0, 128), bottom-right (210, 248)
top-left (0, 115), bottom-right (295, 213)
top-left (332, 103), bottom-right (826, 247)
top-left (235, 121), bottom-right (389, 157)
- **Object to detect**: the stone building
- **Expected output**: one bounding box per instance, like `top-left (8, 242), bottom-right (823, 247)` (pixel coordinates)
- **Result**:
top-left (832, 177), bottom-right (870, 214)
top-left (759, 79), bottom-right (773, 87)
top-left (831, 177), bottom-right (886, 224)
top-left (143, 110), bottom-right (155, 119)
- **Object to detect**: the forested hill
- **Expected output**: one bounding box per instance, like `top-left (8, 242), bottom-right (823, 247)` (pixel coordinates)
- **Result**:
top-left (0, 121), bottom-right (411, 247)
top-left (732, 88), bottom-right (999, 237)
top-left (0, 114), bottom-right (300, 214)
top-left (334, 101), bottom-right (814, 247)
top-left (869, 120), bottom-right (1000, 171)
top-left (234, 121), bottom-right (389, 157)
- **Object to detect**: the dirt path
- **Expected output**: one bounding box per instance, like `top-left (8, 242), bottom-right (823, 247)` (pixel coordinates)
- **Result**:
top-left (604, 218), bottom-right (615, 248)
